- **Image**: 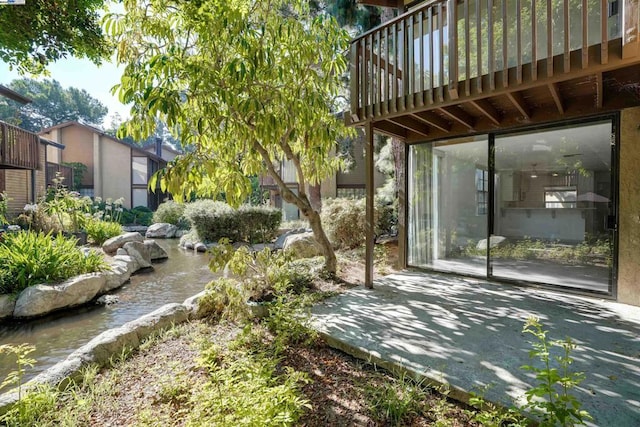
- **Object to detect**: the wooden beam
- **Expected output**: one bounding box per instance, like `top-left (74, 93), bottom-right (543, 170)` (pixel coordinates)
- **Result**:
top-left (548, 83), bottom-right (565, 114)
top-left (505, 91), bottom-right (531, 120)
top-left (411, 111), bottom-right (452, 133)
top-left (357, 0), bottom-right (403, 8)
top-left (364, 121), bottom-right (375, 289)
top-left (595, 72), bottom-right (603, 109)
top-left (389, 116), bottom-right (430, 136)
top-left (469, 99), bottom-right (501, 125)
top-left (374, 120), bottom-right (407, 139)
top-left (437, 106), bottom-right (475, 129)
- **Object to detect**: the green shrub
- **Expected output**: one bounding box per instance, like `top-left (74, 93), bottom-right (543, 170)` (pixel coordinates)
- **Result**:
top-left (83, 219), bottom-right (123, 245)
top-left (120, 205), bottom-right (153, 226)
top-left (321, 197), bottom-right (366, 249)
top-left (0, 231), bottom-right (108, 294)
top-left (183, 200), bottom-right (281, 243)
top-left (153, 200), bottom-right (187, 228)
top-left (237, 204), bottom-right (282, 243)
top-left (321, 197), bottom-right (397, 249)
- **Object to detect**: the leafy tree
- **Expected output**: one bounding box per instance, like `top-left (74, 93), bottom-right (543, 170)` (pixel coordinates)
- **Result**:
top-left (0, 0), bottom-right (109, 75)
top-left (106, 0), bottom-right (352, 274)
top-left (0, 78), bottom-right (108, 132)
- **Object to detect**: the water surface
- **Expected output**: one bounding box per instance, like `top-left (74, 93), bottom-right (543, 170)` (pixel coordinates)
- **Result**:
top-left (0, 240), bottom-right (214, 388)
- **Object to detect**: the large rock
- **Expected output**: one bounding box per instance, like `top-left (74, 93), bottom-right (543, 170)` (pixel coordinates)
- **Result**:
top-left (283, 232), bottom-right (323, 259)
top-left (0, 295), bottom-right (15, 320)
top-left (102, 232), bottom-right (144, 254)
top-left (122, 241), bottom-right (152, 269)
top-left (100, 260), bottom-right (132, 293)
top-left (113, 254), bottom-right (140, 275)
top-left (476, 235), bottom-right (507, 251)
top-left (145, 223), bottom-right (178, 239)
top-left (274, 228), bottom-right (310, 250)
top-left (144, 240), bottom-right (168, 260)
top-left (13, 274), bottom-right (106, 318)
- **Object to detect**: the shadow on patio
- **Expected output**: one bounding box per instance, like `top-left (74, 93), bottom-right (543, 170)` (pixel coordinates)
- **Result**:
top-left (311, 272), bottom-right (640, 426)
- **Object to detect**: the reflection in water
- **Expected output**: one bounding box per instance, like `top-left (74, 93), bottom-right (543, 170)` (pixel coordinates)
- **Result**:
top-left (0, 240), bottom-right (214, 388)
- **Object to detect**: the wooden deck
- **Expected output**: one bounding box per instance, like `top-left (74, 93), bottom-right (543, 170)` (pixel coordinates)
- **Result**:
top-left (349, 0), bottom-right (640, 141)
top-left (0, 121), bottom-right (40, 170)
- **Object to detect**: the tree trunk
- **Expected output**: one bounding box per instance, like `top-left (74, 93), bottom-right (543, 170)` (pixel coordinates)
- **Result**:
top-left (391, 137), bottom-right (403, 194)
top-left (280, 186), bottom-right (337, 275)
top-left (309, 183), bottom-right (322, 212)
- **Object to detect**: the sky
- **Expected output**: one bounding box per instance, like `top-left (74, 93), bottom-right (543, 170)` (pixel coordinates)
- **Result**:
top-left (0, 57), bottom-right (130, 127)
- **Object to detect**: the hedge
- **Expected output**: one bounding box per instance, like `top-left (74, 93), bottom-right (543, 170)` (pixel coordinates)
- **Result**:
top-left (183, 200), bottom-right (282, 244)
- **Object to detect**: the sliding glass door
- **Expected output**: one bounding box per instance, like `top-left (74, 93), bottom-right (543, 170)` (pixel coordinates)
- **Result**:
top-left (408, 136), bottom-right (488, 276)
top-left (407, 117), bottom-right (616, 294)
top-left (491, 119), bottom-right (614, 292)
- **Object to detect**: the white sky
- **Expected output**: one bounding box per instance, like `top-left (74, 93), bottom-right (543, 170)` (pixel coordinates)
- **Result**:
top-left (0, 57), bottom-right (130, 127)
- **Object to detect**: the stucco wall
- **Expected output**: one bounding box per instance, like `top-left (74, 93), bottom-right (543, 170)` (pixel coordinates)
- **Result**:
top-left (58, 126), bottom-right (94, 186)
top-left (100, 136), bottom-right (132, 209)
top-left (618, 107), bottom-right (640, 306)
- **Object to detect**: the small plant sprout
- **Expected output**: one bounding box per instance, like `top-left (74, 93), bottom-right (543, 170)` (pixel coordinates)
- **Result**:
top-left (521, 316), bottom-right (591, 426)
top-left (0, 343), bottom-right (37, 400)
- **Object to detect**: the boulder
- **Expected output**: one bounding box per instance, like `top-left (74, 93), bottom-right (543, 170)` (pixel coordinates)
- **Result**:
top-left (96, 295), bottom-right (119, 305)
top-left (112, 254), bottom-right (140, 276)
top-left (195, 243), bottom-right (208, 253)
top-left (476, 236), bottom-right (507, 251)
top-left (116, 248), bottom-right (128, 256)
top-left (13, 273), bottom-right (106, 318)
top-left (102, 232), bottom-right (144, 254)
top-left (145, 223), bottom-right (178, 239)
top-left (274, 228), bottom-right (310, 250)
top-left (122, 241), bottom-right (152, 269)
top-left (100, 260), bottom-right (132, 293)
top-left (283, 232), bottom-right (323, 259)
top-left (0, 295), bottom-right (15, 320)
top-left (144, 240), bottom-right (168, 260)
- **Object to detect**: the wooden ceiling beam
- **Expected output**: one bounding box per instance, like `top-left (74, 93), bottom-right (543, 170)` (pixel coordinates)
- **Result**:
top-left (547, 83), bottom-right (565, 114)
top-left (505, 91), bottom-right (531, 120)
top-left (469, 99), bottom-right (501, 125)
top-left (437, 106), bottom-right (475, 130)
top-left (595, 72), bottom-right (603, 109)
top-left (374, 120), bottom-right (407, 139)
top-left (411, 111), bottom-right (452, 133)
top-left (388, 116), bottom-right (430, 136)
top-left (356, 0), bottom-right (404, 8)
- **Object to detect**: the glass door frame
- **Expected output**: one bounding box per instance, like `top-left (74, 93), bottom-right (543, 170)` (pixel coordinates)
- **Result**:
top-left (404, 112), bottom-right (619, 298)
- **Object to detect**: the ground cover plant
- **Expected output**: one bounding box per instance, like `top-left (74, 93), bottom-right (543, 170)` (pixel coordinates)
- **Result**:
top-left (0, 243), bottom-right (590, 426)
top-left (0, 231), bottom-right (107, 295)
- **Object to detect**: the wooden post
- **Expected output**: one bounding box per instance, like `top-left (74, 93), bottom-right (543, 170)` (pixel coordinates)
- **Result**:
top-left (365, 121), bottom-right (375, 289)
top-left (622, 0), bottom-right (640, 59)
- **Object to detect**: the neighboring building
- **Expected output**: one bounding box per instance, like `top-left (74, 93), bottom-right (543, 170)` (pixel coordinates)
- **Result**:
top-left (141, 138), bottom-right (182, 162)
top-left (351, 1), bottom-right (640, 306)
top-left (260, 133), bottom-right (386, 221)
top-left (40, 121), bottom-right (169, 210)
top-left (0, 84), bottom-right (71, 215)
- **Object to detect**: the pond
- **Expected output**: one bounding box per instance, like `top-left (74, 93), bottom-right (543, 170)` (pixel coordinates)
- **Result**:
top-left (0, 239), bottom-right (215, 390)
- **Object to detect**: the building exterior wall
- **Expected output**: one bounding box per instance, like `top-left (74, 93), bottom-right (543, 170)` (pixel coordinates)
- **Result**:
top-left (617, 106), bottom-right (640, 306)
top-left (35, 143), bottom-right (46, 198)
top-left (4, 170), bottom-right (30, 214)
top-left (100, 136), bottom-right (133, 209)
top-left (41, 126), bottom-right (94, 187)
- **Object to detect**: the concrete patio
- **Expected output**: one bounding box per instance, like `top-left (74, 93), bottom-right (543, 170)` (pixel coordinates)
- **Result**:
top-left (311, 272), bottom-right (640, 426)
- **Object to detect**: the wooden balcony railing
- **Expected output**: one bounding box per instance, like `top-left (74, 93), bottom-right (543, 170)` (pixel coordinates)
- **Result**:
top-left (350, 0), bottom-right (640, 126)
top-left (46, 162), bottom-right (74, 189)
top-left (0, 120), bottom-right (40, 170)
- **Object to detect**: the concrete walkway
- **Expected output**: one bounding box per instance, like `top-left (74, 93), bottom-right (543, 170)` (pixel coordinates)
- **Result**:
top-left (311, 272), bottom-right (640, 426)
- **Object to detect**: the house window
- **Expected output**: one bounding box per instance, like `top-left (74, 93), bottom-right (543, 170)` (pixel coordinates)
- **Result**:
top-left (544, 186), bottom-right (577, 208)
top-left (132, 157), bottom-right (148, 185)
top-left (475, 168), bottom-right (488, 215)
top-left (79, 187), bottom-right (94, 197)
top-left (337, 187), bottom-right (366, 198)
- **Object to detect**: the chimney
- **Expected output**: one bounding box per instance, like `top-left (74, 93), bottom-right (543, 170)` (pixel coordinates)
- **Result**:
top-left (155, 137), bottom-right (162, 157)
